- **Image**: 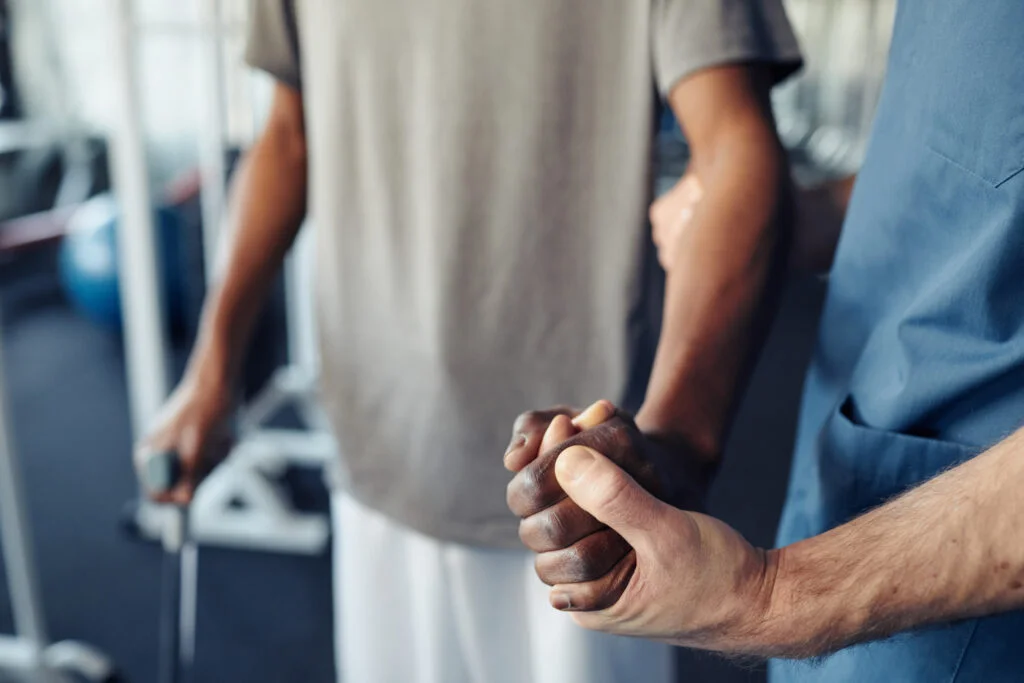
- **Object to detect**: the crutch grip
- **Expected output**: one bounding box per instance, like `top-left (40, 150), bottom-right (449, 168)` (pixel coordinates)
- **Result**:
top-left (140, 450), bottom-right (184, 496)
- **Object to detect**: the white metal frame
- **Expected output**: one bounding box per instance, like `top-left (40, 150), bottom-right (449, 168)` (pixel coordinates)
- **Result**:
top-left (189, 218), bottom-right (333, 554)
top-left (0, 328), bottom-right (118, 681)
top-left (113, 0), bottom-right (333, 555)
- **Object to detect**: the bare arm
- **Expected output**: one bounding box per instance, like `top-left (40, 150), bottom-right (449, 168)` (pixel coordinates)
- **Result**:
top-left (190, 82), bottom-right (308, 389)
top-left (506, 65), bottom-right (795, 604)
top-left (763, 426), bottom-right (1024, 657)
top-left (637, 65), bottom-right (792, 462)
top-left (543, 405), bottom-right (1024, 658)
top-left (139, 82), bottom-right (308, 502)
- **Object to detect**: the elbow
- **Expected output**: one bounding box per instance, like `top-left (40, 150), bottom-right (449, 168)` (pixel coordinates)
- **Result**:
top-left (733, 125), bottom-right (792, 237)
top-left (696, 120), bottom-right (788, 202)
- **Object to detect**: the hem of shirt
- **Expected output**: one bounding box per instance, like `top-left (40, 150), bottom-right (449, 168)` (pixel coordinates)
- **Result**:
top-left (332, 482), bottom-right (527, 551)
top-left (657, 49), bottom-right (804, 99)
top-left (244, 56), bottom-right (303, 92)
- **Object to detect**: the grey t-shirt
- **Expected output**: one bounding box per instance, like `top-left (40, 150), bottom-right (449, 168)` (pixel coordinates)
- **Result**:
top-left (246, 0), bottom-right (801, 548)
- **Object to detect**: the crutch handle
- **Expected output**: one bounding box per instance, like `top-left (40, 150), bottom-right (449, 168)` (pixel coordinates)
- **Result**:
top-left (140, 449), bottom-right (184, 497)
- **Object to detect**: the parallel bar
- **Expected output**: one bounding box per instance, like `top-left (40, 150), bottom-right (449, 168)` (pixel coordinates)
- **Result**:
top-left (197, 0), bottom-right (230, 284)
top-left (109, 0), bottom-right (171, 437)
top-left (284, 225), bottom-right (321, 375)
top-left (0, 329), bottom-right (49, 658)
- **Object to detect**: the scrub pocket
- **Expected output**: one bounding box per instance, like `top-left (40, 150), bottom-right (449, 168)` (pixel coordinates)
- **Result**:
top-left (816, 396), bottom-right (981, 529)
top-left (772, 397), bottom-right (988, 683)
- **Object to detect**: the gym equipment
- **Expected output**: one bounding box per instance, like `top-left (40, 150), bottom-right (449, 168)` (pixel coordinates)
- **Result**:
top-left (138, 450), bottom-right (197, 683)
top-left (775, 0), bottom-right (896, 183)
top-left (118, 0), bottom-right (895, 557)
top-left (0, 324), bottom-right (120, 682)
top-left (113, 0), bottom-right (335, 556)
top-left (58, 193), bottom-right (186, 330)
top-left (183, 223), bottom-right (334, 556)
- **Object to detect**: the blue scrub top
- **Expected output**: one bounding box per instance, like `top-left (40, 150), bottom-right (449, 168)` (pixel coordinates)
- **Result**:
top-left (771, 1), bottom-right (1024, 680)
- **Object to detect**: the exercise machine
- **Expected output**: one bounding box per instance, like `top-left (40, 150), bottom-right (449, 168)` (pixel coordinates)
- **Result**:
top-left (0, 326), bottom-right (120, 682)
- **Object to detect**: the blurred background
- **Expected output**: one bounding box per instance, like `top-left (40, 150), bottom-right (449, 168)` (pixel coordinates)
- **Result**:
top-left (0, 1), bottom-right (894, 681)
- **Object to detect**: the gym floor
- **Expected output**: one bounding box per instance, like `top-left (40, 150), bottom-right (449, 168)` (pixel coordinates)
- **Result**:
top-left (0, 247), bottom-right (825, 683)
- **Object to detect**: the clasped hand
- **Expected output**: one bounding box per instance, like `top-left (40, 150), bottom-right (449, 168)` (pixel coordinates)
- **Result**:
top-left (505, 401), bottom-right (778, 653)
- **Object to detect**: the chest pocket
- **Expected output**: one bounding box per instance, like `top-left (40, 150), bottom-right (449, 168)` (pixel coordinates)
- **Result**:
top-left (900, 0), bottom-right (1024, 187)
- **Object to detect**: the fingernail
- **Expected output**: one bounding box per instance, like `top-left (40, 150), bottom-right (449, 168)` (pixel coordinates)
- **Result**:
top-left (551, 592), bottom-right (573, 611)
top-left (556, 446), bottom-right (597, 482)
top-left (504, 433), bottom-right (527, 460)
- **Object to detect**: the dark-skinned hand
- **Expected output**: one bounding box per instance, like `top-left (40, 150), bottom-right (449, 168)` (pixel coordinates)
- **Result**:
top-left (505, 400), bottom-right (716, 611)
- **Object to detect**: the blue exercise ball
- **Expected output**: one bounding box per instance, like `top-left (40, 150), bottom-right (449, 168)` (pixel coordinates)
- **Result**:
top-left (59, 193), bottom-right (185, 330)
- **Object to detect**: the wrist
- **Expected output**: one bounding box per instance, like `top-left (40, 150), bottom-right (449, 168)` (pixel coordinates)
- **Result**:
top-left (188, 331), bottom-right (235, 397)
top-left (635, 402), bottom-right (722, 465)
top-left (698, 545), bottom-right (788, 656)
top-left (751, 545), bottom-right (857, 659)
top-left (746, 547), bottom-right (792, 655)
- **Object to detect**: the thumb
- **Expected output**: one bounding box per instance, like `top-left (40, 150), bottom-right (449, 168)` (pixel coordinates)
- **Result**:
top-left (554, 445), bottom-right (667, 548)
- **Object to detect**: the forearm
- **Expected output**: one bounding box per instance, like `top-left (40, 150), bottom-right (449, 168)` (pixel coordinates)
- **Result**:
top-left (638, 123), bottom-right (790, 460)
top-left (760, 426), bottom-right (1024, 658)
top-left (190, 126), bottom-right (308, 386)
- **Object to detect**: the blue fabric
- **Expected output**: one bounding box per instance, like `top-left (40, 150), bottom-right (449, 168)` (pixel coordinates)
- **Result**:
top-left (771, 1), bottom-right (1024, 680)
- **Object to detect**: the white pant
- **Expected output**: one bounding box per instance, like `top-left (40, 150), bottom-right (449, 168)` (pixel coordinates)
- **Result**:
top-left (332, 494), bottom-right (675, 683)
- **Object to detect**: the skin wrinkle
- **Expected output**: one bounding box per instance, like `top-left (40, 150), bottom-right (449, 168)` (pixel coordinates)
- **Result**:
top-left (560, 550), bottom-right (639, 613)
top-left (536, 529), bottom-right (631, 584)
top-left (519, 498), bottom-right (606, 552)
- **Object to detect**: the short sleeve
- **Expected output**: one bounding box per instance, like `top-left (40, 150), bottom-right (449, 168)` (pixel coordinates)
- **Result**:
top-left (652, 0), bottom-right (803, 98)
top-left (245, 0), bottom-right (302, 89)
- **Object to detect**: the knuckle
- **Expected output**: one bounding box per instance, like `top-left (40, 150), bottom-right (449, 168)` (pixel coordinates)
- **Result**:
top-left (519, 466), bottom-right (544, 502)
top-left (506, 479), bottom-right (523, 515)
top-left (521, 504), bottom-right (590, 552)
top-left (568, 551), bottom-right (604, 582)
top-left (549, 543), bottom-right (611, 584)
top-left (512, 411), bottom-right (533, 432)
top-left (578, 420), bottom-right (628, 454)
top-left (534, 555), bottom-right (557, 586)
top-left (514, 410), bottom-right (545, 434)
top-left (520, 515), bottom-right (560, 552)
top-left (517, 518), bottom-right (535, 547)
top-left (539, 508), bottom-right (569, 548)
top-left (507, 467), bottom-right (544, 516)
top-left (608, 419), bottom-right (634, 449)
top-left (574, 428), bottom-right (609, 455)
